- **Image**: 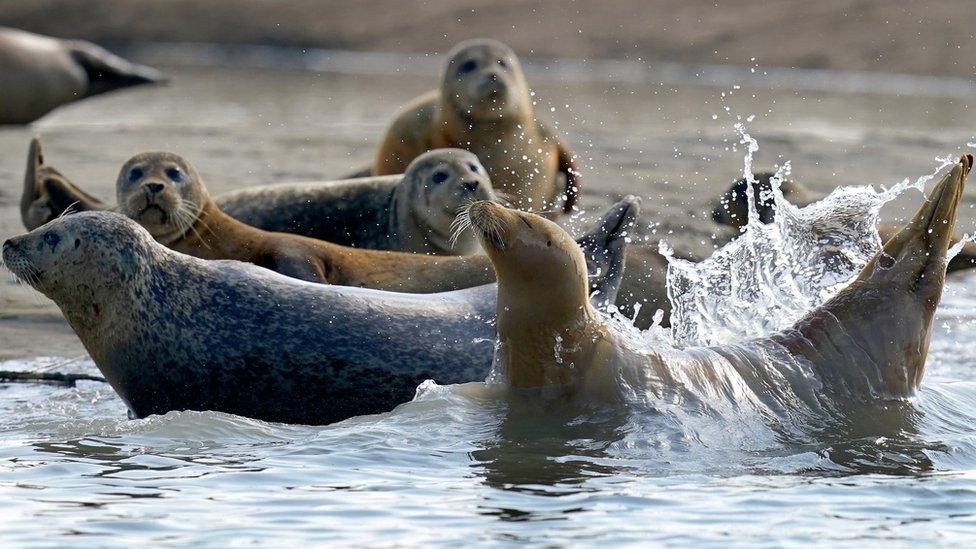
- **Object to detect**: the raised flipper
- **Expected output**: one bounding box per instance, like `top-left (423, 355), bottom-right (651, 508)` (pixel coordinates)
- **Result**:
top-left (20, 137), bottom-right (111, 230)
top-left (781, 154), bottom-right (972, 398)
top-left (66, 41), bottom-right (166, 97)
top-left (575, 196), bottom-right (641, 309)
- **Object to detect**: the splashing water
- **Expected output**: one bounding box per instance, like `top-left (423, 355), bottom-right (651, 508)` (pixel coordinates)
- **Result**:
top-left (660, 124), bottom-right (957, 347)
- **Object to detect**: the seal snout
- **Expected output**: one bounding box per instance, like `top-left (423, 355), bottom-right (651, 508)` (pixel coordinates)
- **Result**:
top-left (465, 200), bottom-right (510, 250)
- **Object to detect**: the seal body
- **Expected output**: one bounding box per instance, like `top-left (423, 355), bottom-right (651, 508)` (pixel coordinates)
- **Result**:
top-left (469, 155), bottom-right (970, 407)
top-left (373, 39), bottom-right (581, 213)
top-left (1, 199), bottom-right (635, 424)
top-left (220, 148), bottom-right (496, 255)
top-left (0, 27), bottom-right (163, 124)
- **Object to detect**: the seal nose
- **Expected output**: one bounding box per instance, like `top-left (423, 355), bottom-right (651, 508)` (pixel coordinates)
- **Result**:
top-left (2, 239), bottom-right (13, 253)
top-left (145, 182), bottom-right (165, 195)
top-left (462, 180), bottom-right (480, 192)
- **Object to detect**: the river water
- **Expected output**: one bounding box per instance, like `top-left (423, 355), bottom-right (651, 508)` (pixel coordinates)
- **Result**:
top-left (2, 55), bottom-right (976, 545)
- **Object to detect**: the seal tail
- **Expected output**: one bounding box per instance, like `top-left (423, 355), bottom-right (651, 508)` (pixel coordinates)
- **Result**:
top-left (66, 41), bottom-right (167, 98)
top-left (556, 138), bottom-right (582, 213)
top-left (575, 196), bottom-right (641, 309)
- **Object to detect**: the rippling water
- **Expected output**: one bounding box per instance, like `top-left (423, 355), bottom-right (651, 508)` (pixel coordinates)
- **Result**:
top-left (4, 214), bottom-right (976, 545)
top-left (4, 58), bottom-right (976, 545)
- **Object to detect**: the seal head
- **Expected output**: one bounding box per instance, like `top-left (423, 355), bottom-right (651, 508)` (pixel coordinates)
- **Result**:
top-left (443, 39), bottom-right (529, 122)
top-left (395, 148), bottom-right (496, 254)
top-left (116, 152), bottom-right (208, 245)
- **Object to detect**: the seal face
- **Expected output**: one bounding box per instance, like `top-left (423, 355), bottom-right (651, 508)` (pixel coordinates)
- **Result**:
top-left (443, 40), bottom-right (528, 123)
top-left (374, 39), bottom-right (581, 213)
top-left (394, 149), bottom-right (496, 255)
top-left (116, 152), bottom-right (208, 245)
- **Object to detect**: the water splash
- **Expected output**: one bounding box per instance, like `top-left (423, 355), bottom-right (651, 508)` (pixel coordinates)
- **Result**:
top-left (661, 125), bottom-right (957, 347)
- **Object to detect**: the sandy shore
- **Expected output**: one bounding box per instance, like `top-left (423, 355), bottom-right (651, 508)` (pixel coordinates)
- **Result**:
top-left (1, 61), bottom-right (975, 362)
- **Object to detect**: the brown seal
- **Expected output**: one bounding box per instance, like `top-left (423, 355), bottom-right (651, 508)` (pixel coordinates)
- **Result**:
top-left (711, 171), bottom-right (976, 271)
top-left (0, 27), bottom-right (164, 125)
top-left (466, 154), bottom-right (970, 405)
top-left (373, 39), bottom-right (581, 213)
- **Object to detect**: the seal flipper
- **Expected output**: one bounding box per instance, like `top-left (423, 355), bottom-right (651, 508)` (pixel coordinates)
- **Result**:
top-left (575, 196), bottom-right (641, 310)
top-left (20, 137), bottom-right (111, 230)
top-left (782, 155), bottom-right (971, 398)
top-left (21, 137), bottom-right (50, 231)
top-left (65, 41), bottom-right (166, 98)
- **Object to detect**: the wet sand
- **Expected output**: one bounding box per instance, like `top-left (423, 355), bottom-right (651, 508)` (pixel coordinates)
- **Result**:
top-left (2, 63), bottom-right (975, 361)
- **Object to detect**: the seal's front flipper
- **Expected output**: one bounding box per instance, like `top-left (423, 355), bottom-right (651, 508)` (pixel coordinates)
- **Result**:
top-left (66, 41), bottom-right (166, 98)
top-left (576, 196), bottom-right (641, 310)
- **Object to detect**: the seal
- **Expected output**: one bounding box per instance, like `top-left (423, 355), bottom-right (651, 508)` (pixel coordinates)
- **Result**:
top-left (218, 148), bottom-right (497, 255)
top-left (0, 27), bottom-right (164, 124)
top-left (468, 155), bottom-right (971, 405)
top-left (0, 198), bottom-right (638, 424)
top-left (372, 39), bottom-right (581, 213)
top-left (112, 151), bottom-right (500, 292)
top-left (711, 171), bottom-right (976, 271)
top-left (22, 140), bottom-right (496, 255)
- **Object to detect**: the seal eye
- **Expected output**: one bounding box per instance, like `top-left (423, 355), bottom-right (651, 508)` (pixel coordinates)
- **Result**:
top-left (547, 240), bottom-right (552, 247)
top-left (497, 58), bottom-right (509, 69)
top-left (43, 232), bottom-right (60, 248)
top-left (74, 238), bottom-right (81, 249)
top-left (165, 168), bottom-right (184, 183)
top-left (457, 60), bottom-right (477, 76)
top-left (127, 167), bottom-right (143, 184)
top-left (468, 163), bottom-right (480, 173)
top-left (432, 171), bottom-right (450, 184)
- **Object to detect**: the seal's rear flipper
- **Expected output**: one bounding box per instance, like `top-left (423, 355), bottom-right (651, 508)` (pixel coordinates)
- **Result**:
top-left (67, 41), bottom-right (166, 98)
top-left (576, 196), bottom-right (641, 309)
top-left (20, 137), bottom-right (111, 230)
top-left (20, 137), bottom-right (48, 230)
top-left (857, 154), bottom-right (972, 300)
top-left (784, 155), bottom-right (971, 398)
